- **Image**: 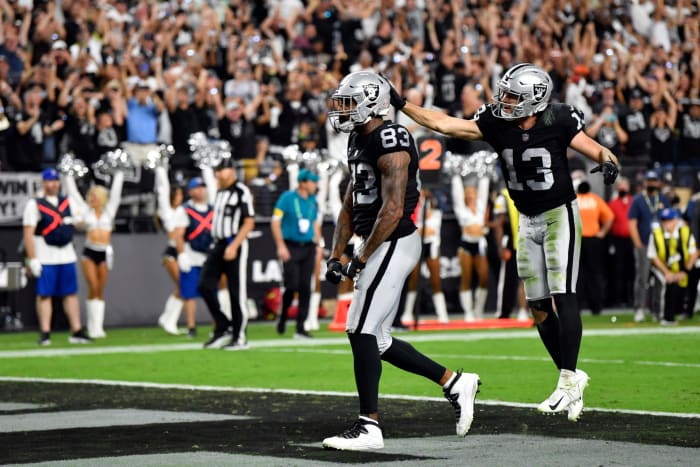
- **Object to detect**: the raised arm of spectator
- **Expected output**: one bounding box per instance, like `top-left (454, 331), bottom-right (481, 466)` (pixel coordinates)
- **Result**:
top-left (0, 0), bottom-right (13, 24)
top-left (451, 0), bottom-right (463, 50)
top-left (0, 80), bottom-right (20, 109)
top-left (663, 89), bottom-right (678, 129)
top-left (425, 2), bottom-right (441, 52)
top-left (152, 88), bottom-right (164, 114)
top-left (164, 82), bottom-right (178, 113)
top-left (153, 48), bottom-right (165, 90)
top-left (192, 69), bottom-right (207, 109)
top-left (46, 61), bottom-right (58, 103)
top-left (255, 86), bottom-right (273, 136)
top-left (260, 6), bottom-right (279, 41)
top-left (16, 105), bottom-right (40, 135)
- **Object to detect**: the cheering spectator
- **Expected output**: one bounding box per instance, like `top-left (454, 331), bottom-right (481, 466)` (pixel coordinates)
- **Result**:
top-left (649, 89), bottom-right (678, 169)
top-left (123, 80), bottom-right (164, 165)
top-left (217, 98), bottom-right (257, 161)
top-left (0, 17), bottom-right (29, 88)
top-left (165, 73), bottom-right (209, 171)
top-left (620, 89), bottom-right (652, 166)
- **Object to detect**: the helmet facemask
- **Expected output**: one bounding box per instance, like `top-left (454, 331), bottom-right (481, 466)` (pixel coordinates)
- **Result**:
top-left (329, 92), bottom-right (372, 133)
top-left (493, 86), bottom-right (530, 121)
top-left (329, 72), bottom-right (390, 133)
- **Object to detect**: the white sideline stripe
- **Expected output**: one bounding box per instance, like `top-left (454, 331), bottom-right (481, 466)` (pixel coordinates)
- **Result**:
top-left (1, 326), bottom-right (699, 359)
top-left (259, 348), bottom-right (700, 369)
top-left (2, 376), bottom-right (700, 420)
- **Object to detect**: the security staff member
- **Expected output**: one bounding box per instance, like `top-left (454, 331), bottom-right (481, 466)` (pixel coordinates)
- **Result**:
top-left (271, 168), bottom-right (321, 338)
top-left (647, 208), bottom-right (699, 325)
top-left (23, 168), bottom-right (92, 345)
top-left (198, 157), bottom-right (255, 350)
top-left (172, 177), bottom-right (213, 338)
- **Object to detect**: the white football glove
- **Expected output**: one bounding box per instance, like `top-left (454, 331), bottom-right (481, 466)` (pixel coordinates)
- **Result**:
top-left (28, 258), bottom-right (42, 278)
top-left (177, 253), bottom-right (192, 273)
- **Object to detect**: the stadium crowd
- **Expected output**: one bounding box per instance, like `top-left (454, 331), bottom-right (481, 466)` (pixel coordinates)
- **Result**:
top-left (1, 0), bottom-right (700, 334)
top-left (1, 0), bottom-right (699, 177)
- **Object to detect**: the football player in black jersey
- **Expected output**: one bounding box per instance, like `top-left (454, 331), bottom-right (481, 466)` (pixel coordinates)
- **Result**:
top-left (391, 63), bottom-right (619, 423)
top-left (322, 71), bottom-right (481, 451)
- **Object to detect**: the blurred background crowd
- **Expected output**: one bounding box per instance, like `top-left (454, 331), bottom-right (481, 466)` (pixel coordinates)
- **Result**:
top-left (1, 0), bottom-right (699, 187)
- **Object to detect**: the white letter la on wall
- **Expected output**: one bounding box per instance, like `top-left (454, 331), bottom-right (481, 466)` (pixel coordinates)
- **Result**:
top-left (252, 260), bottom-right (282, 283)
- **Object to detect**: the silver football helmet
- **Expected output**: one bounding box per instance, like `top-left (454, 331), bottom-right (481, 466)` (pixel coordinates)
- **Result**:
top-left (329, 71), bottom-right (391, 133)
top-left (492, 63), bottom-right (553, 121)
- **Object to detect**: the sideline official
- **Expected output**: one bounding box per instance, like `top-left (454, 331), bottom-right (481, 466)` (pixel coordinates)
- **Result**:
top-left (271, 168), bottom-right (321, 338)
top-left (23, 168), bottom-right (92, 345)
top-left (198, 157), bottom-right (255, 350)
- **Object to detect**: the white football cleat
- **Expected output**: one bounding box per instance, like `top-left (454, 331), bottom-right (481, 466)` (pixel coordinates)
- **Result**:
top-left (567, 369), bottom-right (589, 422)
top-left (322, 416), bottom-right (384, 451)
top-left (443, 371), bottom-right (481, 436)
top-left (537, 369), bottom-right (589, 422)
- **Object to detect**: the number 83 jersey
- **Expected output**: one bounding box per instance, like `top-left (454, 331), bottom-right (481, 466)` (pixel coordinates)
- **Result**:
top-left (346, 121), bottom-right (420, 240)
top-left (476, 102), bottom-right (584, 216)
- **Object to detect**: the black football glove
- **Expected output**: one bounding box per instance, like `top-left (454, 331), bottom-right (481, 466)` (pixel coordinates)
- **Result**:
top-left (590, 158), bottom-right (619, 185)
top-left (325, 258), bottom-right (343, 285)
top-left (380, 73), bottom-right (406, 110)
top-left (341, 256), bottom-right (366, 280)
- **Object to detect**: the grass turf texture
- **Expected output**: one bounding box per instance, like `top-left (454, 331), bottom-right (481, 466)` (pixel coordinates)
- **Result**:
top-left (2, 314), bottom-right (699, 415)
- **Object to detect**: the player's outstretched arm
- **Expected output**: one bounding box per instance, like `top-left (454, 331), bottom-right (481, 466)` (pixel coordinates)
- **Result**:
top-left (570, 131), bottom-right (619, 166)
top-left (400, 102), bottom-right (483, 141)
top-left (570, 131), bottom-right (619, 185)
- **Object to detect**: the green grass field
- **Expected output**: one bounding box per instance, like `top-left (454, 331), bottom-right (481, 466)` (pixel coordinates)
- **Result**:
top-left (2, 314), bottom-right (699, 415)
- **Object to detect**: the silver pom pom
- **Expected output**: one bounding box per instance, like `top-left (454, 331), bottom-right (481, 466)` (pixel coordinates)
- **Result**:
top-left (93, 148), bottom-right (134, 176)
top-left (57, 153), bottom-right (89, 178)
top-left (144, 144), bottom-right (175, 170)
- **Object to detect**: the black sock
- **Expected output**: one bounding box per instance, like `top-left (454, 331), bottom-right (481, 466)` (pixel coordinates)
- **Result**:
top-left (553, 293), bottom-right (581, 372)
top-left (348, 333), bottom-right (382, 415)
top-left (531, 298), bottom-right (562, 370)
top-left (381, 338), bottom-right (445, 384)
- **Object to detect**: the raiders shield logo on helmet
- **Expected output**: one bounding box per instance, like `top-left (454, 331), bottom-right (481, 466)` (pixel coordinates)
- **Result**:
top-left (364, 83), bottom-right (379, 101)
top-left (533, 83), bottom-right (547, 101)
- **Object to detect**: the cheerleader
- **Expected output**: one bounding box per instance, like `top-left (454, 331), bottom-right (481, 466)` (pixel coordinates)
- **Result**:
top-left (401, 189), bottom-right (449, 323)
top-left (155, 165), bottom-right (185, 334)
top-left (452, 173), bottom-right (490, 321)
top-left (63, 170), bottom-right (124, 338)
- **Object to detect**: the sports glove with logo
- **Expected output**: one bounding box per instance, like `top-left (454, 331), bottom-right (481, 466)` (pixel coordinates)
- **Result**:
top-left (341, 256), bottom-right (366, 280)
top-left (325, 258), bottom-right (343, 284)
top-left (382, 74), bottom-right (406, 110)
top-left (590, 158), bottom-right (619, 185)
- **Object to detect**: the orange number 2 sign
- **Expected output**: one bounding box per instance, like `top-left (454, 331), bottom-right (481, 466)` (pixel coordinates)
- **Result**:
top-left (418, 137), bottom-right (444, 171)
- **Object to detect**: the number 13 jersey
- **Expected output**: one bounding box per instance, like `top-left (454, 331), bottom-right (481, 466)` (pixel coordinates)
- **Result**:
top-left (346, 121), bottom-right (420, 240)
top-left (476, 102), bottom-right (584, 216)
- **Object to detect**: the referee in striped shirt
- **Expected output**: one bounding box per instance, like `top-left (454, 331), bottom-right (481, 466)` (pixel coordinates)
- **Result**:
top-left (198, 157), bottom-right (255, 350)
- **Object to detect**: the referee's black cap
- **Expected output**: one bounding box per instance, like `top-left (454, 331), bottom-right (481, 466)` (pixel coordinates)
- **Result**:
top-left (214, 155), bottom-right (235, 170)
